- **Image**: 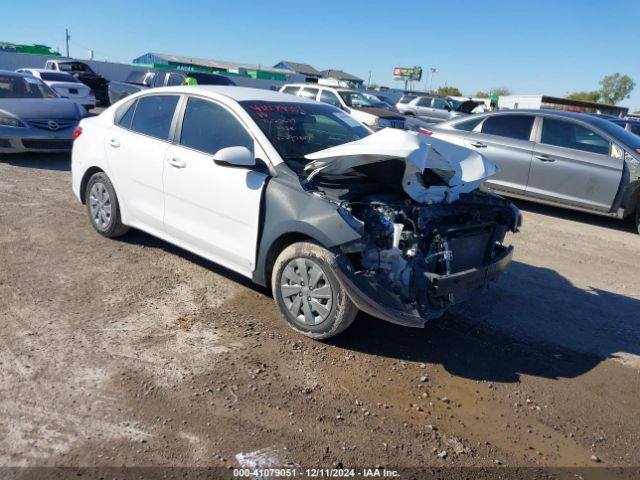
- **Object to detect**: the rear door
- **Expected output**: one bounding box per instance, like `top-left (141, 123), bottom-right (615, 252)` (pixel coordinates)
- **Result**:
top-left (463, 114), bottom-right (536, 194)
top-left (431, 98), bottom-right (452, 121)
top-left (527, 116), bottom-right (623, 211)
top-left (414, 96), bottom-right (433, 119)
top-left (163, 96), bottom-right (268, 276)
top-left (104, 94), bottom-right (180, 232)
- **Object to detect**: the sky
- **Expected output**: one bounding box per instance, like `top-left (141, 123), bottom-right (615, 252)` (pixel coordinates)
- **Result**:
top-left (4, 0), bottom-right (640, 110)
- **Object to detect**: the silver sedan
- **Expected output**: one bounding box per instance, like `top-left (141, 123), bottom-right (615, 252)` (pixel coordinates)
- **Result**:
top-left (424, 109), bottom-right (640, 233)
top-left (0, 70), bottom-right (86, 153)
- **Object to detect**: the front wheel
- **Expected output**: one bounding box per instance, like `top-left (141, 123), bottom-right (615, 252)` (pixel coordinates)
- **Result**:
top-left (271, 242), bottom-right (358, 339)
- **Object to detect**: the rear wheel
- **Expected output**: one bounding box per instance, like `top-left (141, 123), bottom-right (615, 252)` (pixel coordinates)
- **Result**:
top-left (635, 205), bottom-right (640, 234)
top-left (85, 172), bottom-right (129, 238)
top-left (271, 242), bottom-right (357, 339)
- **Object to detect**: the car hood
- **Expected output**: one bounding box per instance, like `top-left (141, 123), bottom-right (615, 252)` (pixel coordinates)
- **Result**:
top-left (304, 128), bottom-right (499, 204)
top-left (0, 99), bottom-right (82, 120)
top-left (352, 106), bottom-right (404, 119)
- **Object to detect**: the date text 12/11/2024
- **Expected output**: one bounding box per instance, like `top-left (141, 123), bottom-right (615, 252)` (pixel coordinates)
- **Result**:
top-left (232, 468), bottom-right (400, 478)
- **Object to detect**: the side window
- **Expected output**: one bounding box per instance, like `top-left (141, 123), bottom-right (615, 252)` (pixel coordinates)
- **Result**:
top-left (481, 115), bottom-right (534, 141)
top-left (629, 124), bottom-right (640, 136)
top-left (418, 97), bottom-right (432, 107)
top-left (179, 97), bottom-right (253, 155)
top-left (299, 88), bottom-right (319, 101)
top-left (433, 99), bottom-right (448, 110)
top-left (130, 95), bottom-right (179, 140)
top-left (282, 86), bottom-right (299, 95)
top-left (152, 73), bottom-right (166, 88)
top-left (116, 99), bottom-right (137, 129)
top-left (167, 73), bottom-right (185, 86)
top-left (453, 117), bottom-right (483, 131)
top-left (541, 118), bottom-right (609, 155)
top-left (319, 90), bottom-right (341, 107)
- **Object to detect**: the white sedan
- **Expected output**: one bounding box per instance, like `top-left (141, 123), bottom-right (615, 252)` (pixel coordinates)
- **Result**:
top-left (71, 86), bottom-right (519, 338)
top-left (16, 68), bottom-right (96, 111)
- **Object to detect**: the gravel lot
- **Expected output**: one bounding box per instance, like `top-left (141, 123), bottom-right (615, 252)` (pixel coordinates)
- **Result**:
top-left (1, 152), bottom-right (639, 477)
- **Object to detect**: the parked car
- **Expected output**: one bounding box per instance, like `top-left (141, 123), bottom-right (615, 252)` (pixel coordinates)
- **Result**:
top-left (15, 68), bottom-right (96, 111)
top-left (609, 118), bottom-right (640, 136)
top-left (363, 93), bottom-right (398, 112)
top-left (108, 69), bottom-right (236, 104)
top-left (44, 59), bottom-right (109, 106)
top-left (279, 83), bottom-right (406, 130)
top-left (425, 110), bottom-right (640, 233)
top-left (400, 95), bottom-right (484, 122)
top-left (0, 70), bottom-right (86, 153)
top-left (71, 86), bottom-right (520, 338)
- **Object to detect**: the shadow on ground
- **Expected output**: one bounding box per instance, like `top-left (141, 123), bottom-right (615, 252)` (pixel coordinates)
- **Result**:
top-left (115, 227), bottom-right (640, 384)
top-left (0, 152), bottom-right (71, 171)
top-left (512, 197), bottom-right (636, 233)
top-left (332, 260), bottom-right (640, 382)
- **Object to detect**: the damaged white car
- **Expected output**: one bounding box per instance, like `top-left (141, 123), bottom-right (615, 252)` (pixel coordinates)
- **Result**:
top-left (71, 86), bottom-right (521, 339)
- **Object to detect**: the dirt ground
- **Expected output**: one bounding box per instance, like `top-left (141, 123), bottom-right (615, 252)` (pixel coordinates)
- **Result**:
top-left (1, 153), bottom-right (639, 479)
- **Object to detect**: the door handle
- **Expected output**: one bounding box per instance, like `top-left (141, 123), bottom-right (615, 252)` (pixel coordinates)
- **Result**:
top-left (535, 154), bottom-right (555, 162)
top-left (108, 138), bottom-right (120, 148)
top-left (470, 142), bottom-right (487, 148)
top-left (167, 157), bottom-right (186, 169)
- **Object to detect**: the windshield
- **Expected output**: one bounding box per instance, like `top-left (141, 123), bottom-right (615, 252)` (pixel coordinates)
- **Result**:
top-left (58, 62), bottom-right (95, 74)
top-left (594, 118), bottom-right (640, 149)
top-left (0, 74), bottom-right (58, 99)
top-left (40, 72), bottom-right (79, 83)
top-left (240, 100), bottom-right (370, 175)
top-left (338, 91), bottom-right (375, 108)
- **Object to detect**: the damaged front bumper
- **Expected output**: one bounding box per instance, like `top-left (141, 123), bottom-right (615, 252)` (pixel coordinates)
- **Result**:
top-left (335, 245), bottom-right (513, 328)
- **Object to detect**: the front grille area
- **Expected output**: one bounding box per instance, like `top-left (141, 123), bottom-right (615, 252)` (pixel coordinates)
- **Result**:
top-left (28, 119), bottom-right (76, 131)
top-left (22, 139), bottom-right (73, 150)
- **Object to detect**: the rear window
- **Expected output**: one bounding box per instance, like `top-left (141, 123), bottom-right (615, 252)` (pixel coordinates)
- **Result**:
top-left (452, 117), bottom-right (483, 131)
top-left (398, 94), bottom-right (416, 104)
top-left (130, 95), bottom-right (179, 140)
top-left (40, 72), bottom-right (79, 83)
top-left (57, 62), bottom-right (94, 74)
top-left (481, 115), bottom-right (535, 141)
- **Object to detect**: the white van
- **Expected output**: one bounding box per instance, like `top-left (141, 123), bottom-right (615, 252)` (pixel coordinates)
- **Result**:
top-left (279, 83), bottom-right (406, 130)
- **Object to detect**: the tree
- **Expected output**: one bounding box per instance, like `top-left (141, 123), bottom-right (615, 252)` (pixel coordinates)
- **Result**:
top-left (475, 91), bottom-right (489, 98)
top-left (491, 87), bottom-right (511, 96)
top-left (599, 73), bottom-right (635, 105)
top-left (367, 83), bottom-right (379, 90)
top-left (435, 86), bottom-right (461, 96)
top-left (566, 90), bottom-right (601, 103)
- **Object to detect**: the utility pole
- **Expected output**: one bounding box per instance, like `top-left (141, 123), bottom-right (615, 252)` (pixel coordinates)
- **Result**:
top-left (65, 28), bottom-right (70, 57)
top-left (428, 67), bottom-right (439, 94)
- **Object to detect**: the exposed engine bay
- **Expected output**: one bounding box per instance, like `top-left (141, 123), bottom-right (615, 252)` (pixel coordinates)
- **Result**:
top-left (339, 191), bottom-right (519, 321)
top-left (302, 129), bottom-right (521, 325)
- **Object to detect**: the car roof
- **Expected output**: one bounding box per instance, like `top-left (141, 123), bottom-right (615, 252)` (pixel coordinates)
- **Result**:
top-left (0, 69), bottom-right (35, 78)
top-left (146, 85), bottom-right (324, 104)
top-left (282, 83), bottom-right (357, 93)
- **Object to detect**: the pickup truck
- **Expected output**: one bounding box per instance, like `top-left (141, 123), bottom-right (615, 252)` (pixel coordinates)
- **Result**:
top-left (108, 69), bottom-right (236, 104)
top-left (44, 59), bottom-right (109, 106)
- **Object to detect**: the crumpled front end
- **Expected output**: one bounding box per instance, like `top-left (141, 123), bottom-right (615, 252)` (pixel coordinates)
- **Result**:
top-left (303, 128), bottom-right (520, 327)
top-left (334, 192), bottom-right (520, 327)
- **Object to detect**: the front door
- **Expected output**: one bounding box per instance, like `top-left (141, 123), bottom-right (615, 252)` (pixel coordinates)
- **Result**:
top-left (526, 116), bottom-right (623, 211)
top-left (163, 96), bottom-right (268, 277)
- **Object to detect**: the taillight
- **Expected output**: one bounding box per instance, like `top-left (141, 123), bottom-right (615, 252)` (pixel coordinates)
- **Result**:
top-left (417, 127), bottom-right (433, 136)
top-left (73, 126), bottom-right (83, 140)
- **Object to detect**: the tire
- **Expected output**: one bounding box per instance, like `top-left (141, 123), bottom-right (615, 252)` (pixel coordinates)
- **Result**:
top-left (271, 242), bottom-right (358, 339)
top-left (85, 172), bottom-right (129, 238)
top-left (635, 206), bottom-right (640, 235)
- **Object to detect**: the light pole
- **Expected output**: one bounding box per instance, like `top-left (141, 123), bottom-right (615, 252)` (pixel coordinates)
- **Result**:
top-left (428, 67), bottom-right (439, 94)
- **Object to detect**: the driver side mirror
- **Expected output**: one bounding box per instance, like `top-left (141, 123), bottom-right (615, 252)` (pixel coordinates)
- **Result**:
top-left (213, 146), bottom-right (255, 168)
